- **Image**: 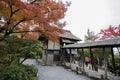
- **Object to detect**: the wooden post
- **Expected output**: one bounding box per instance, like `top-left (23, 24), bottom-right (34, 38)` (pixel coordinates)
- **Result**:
top-left (111, 47), bottom-right (116, 76)
top-left (90, 48), bottom-right (97, 71)
top-left (103, 47), bottom-right (107, 79)
top-left (82, 48), bottom-right (85, 72)
top-left (45, 49), bottom-right (48, 65)
top-left (116, 47), bottom-right (120, 56)
top-left (60, 49), bottom-right (62, 64)
top-left (90, 48), bottom-right (94, 70)
top-left (69, 49), bottom-right (72, 68)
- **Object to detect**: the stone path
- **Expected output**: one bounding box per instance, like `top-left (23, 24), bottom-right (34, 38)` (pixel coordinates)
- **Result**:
top-left (36, 65), bottom-right (91, 80)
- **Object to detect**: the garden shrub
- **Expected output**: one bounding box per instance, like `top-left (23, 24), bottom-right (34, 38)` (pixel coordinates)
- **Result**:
top-left (0, 65), bottom-right (38, 80)
top-left (108, 54), bottom-right (120, 76)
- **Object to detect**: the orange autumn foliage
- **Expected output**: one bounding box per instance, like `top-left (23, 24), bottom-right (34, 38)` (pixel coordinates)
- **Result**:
top-left (0, 0), bottom-right (70, 41)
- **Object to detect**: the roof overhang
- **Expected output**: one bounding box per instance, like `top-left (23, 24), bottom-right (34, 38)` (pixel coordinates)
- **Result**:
top-left (61, 39), bottom-right (75, 43)
top-left (62, 38), bottom-right (120, 49)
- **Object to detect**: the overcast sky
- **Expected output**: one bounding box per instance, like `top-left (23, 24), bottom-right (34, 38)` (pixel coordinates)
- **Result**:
top-left (22, 0), bottom-right (120, 41)
top-left (63, 0), bottom-right (120, 40)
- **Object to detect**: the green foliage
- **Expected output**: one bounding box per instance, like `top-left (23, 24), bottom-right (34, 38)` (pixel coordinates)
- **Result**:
top-left (77, 48), bottom-right (112, 66)
top-left (0, 65), bottom-right (38, 80)
top-left (32, 77), bottom-right (39, 80)
top-left (18, 38), bottom-right (43, 59)
top-left (77, 49), bottom-right (89, 56)
top-left (0, 36), bottom-right (43, 65)
top-left (108, 54), bottom-right (120, 75)
top-left (84, 28), bottom-right (96, 42)
top-left (0, 36), bottom-right (42, 79)
top-left (92, 48), bottom-right (111, 65)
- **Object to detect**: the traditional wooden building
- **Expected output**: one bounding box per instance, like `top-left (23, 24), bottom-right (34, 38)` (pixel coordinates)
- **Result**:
top-left (63, 38), bottom-right (120, 76)
top-left (41, 30), bottom-right (81, 65)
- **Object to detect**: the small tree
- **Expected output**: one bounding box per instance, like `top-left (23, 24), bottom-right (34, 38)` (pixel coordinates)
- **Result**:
top-left (84, 28), bottom-right (98, 42)
top-left (18, 38), bottom-right (43, 64)
top-left (0, 36), bottom-right (43, 65)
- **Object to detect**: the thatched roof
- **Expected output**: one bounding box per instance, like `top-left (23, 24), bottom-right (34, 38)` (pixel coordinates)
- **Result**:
top-left (63, 38), bottom-right (120, 48)
top-left (59, 30), bottom-right (81, 41)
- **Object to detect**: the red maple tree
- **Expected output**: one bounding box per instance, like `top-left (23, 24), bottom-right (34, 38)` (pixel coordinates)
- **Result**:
top-left (98, 25), bottom-right (120, 40)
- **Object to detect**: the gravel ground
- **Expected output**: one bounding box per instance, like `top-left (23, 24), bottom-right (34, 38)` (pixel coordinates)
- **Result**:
top-left (22, 59), bottom-right (91, 80)
top-left (22, 59), bottom-right (120, 80)
top-left (37, 65), bottom-right (91, 80)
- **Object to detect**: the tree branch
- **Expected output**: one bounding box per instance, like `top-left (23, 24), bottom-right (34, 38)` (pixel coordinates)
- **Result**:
top-left (6, 1), bottom-right (13, 25)
top-left (4, 18), bottom-right (26, 36)
top-left (12, 9), bottom-right (20, 15)
top-left (30, 0), bottom-right (37, 4)
top-left (12, 30), bottom-right (42, 33)
top-left (13, 18), bottom-right (26, 29)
